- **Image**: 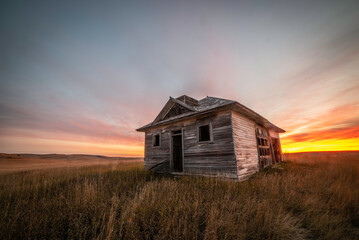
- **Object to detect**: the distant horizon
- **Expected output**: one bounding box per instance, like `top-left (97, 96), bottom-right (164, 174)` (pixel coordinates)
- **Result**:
top-left (2, 150), bottom-right (359, 158)
top-left (0, 152), bottom-right (144, 158)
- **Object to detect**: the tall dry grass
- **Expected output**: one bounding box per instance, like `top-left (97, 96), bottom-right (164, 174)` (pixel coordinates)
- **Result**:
top-left (0, 154), bottom-right (358, 239)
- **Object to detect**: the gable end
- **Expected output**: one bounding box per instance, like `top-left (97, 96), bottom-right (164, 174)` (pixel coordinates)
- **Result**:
top-left (162, 103), bottom-right (192, 120)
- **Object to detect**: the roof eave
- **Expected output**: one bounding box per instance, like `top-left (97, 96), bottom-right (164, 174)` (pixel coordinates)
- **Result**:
top-left (276, 127), bottom-right (286, 133)
top-left (231, 102), bottom-right (285, 133)
top-left (136, 127), bottom-right (147, 132)
top-left (136, 103), bottom-right (235, 132)
top-left (137, 100), bottom-right (286, 133)
top-left (266, 125), bottom-right (286, 133)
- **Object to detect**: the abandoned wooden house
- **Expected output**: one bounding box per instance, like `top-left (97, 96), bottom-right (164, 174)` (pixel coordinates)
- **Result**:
top-left (136, 95), bottom-right (285, 180)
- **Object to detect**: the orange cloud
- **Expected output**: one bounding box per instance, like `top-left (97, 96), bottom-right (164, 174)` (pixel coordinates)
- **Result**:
top-left (280, 103), bottom-right (359, 153)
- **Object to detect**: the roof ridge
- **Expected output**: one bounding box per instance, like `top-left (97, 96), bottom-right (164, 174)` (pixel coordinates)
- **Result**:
top-left (200, 96), bottom-right (235, 102)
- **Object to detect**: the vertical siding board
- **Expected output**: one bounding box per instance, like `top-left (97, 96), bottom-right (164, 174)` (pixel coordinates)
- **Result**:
top-left (231, 111), bottom-right (259, 181)
top-left (230, 111), bottom-right (239, 179)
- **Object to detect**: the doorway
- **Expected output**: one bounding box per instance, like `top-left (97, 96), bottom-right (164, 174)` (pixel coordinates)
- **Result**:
top-left (271, 138), bottom-right (281, 163)
top-left (172, 130), bottom-right (183, 172)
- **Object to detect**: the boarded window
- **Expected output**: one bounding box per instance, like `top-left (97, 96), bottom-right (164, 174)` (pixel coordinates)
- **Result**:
top-left (199, 125), bottom-right (211, 142)
top-left (153, 134), bottom-right (160, 147)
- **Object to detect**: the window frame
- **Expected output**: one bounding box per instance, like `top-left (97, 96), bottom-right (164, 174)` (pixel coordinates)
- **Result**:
top-left (256, 127), bottom-right (271, 157)
top-left (197, 123), bottom-right (212, 143)
top-left (153, 133), bottom-right (161, 147)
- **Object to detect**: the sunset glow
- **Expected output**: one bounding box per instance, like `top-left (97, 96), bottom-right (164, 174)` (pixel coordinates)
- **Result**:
top-left (1, 0), bottom-right (359, 156)
top-left (282, 138), bottom-right (359, 153)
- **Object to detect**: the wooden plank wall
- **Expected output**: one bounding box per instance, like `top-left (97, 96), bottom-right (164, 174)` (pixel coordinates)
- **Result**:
top-left (144, 130), bottom-right (171, 172)
top-left (183, 111), bottom-right (237, 179)
top-left (144, 111), bottom-right (237, 179)
top-left (269, 130), bottom-right (279, 138)
top-left (231, 111), bottom-right (259, 180)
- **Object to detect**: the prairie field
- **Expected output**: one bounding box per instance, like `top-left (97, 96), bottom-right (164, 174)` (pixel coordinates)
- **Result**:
top-left (0, 152), bottom-right (358, 239)
top-left (0, 153), bottom-right (143, 174)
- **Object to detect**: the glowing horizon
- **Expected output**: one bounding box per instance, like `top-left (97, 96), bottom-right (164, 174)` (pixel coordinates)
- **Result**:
top-left (1, 0), bottom-right (359, 156)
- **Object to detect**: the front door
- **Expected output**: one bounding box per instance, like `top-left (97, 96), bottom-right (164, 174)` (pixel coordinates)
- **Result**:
top-left (172, 134), bottom-right (183, 172)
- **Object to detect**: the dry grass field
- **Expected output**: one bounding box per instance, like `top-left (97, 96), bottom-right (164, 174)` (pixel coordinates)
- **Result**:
top-left (0, 153), bottom-right (143, 174)
top-left (0, 151), bottom-right (358, 239)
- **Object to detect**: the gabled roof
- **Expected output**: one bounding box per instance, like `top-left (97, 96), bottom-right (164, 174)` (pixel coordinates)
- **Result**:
top-left (152, 97), bottom-right (196, 123)
top-left (136, 95), bottom-right (285, 133)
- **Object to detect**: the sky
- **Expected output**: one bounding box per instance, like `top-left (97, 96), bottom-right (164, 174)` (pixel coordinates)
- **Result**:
top-left (0, 0), bottom-right (359, 156)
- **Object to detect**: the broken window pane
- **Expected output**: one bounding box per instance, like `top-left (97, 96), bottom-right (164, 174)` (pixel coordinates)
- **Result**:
top-left (153, 134), bottom-right (160, 147)
top-left (199, 125), bottom-right (210, 142)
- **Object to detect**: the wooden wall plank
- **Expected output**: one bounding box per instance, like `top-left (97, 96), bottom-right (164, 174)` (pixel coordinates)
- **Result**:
top-left (144, 111), bottom-right (237, 179)
top-left (231, 111), bottom-right (259, 180)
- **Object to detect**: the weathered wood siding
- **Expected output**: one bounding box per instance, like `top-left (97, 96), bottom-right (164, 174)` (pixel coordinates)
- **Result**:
top-left (269, 130), bottom-right (279, 138)
top-left (269, 129), bottom-right (283, 162)
top-left (163, 103), bottom-right (192, 120)
top-left (144, 130), bottom-right (171, 172)
top-left (231, 111), bottom-right (259, 180)
top-left (176, 95), bottom-right (199, 107)
top-left (183, 111), bottom-right (237, 179)
top-left (256, 125), bottom-right (273, 168)
top-left (144, 111), bottom-right (237, 179)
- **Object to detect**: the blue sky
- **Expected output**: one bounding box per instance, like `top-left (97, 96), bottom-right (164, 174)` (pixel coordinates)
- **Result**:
top-left (1, 0), bottom-right (359, 155)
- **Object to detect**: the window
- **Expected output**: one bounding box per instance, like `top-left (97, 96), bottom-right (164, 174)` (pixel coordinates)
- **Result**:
top-left (256, 128), bottom-right (270, 157)
top-left (199, 124), bottom-right (211, 142)
top-left (259, 148), bottom-right (270, 156)
top-left (153, 134), bottom-right (160, 147)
